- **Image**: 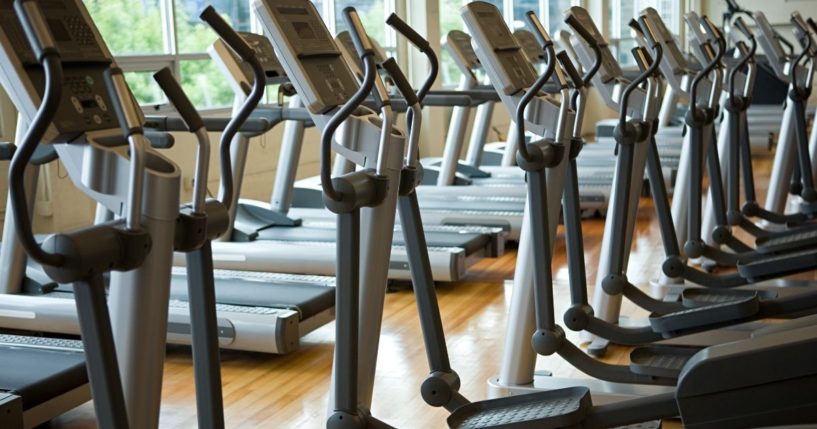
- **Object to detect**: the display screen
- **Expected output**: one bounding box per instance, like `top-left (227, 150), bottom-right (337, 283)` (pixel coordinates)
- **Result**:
top-left (81, 98), bottom-right (98, 109)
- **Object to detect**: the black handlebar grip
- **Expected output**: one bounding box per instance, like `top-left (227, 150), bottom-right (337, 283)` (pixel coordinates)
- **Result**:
top-left (637, 16), bottom-right (658, 47)
top-left (556, 51), bottom-right (583, 89)
top-left (14, 0), bottom-right (57, 60)
top-left (104, 67), bottom-right (144, 137)
top-left (525, 11), bottom-right (552, 48)
top-left (381, 58), bottom-right (418, 106)
top-left (808, 18), bottom-right (817, 35)
top-left (144, 131), bottom-right (175, 149)
top-left (153, 67), bottom-right (204, 132)
top-left (628, 18), bottom-right (642, 35)
top-left (790, 12), bottom-right (809, 34)
top-left (342, 7), bottom-right (374, 57)
top-left (701, 15), bottom-right (723, 41)
top-left (733, 17), bottom-right (753, 40)
top-left (631, 47), bottom-right (652, 73)
top-left (386, 13), bottom-right (430, 52)
top-left (200, 6), bottom-right (255, 60)
top-left (564, 15), bottom-right (597, 47)
top-left (735, 40), bottom-right (749, 56)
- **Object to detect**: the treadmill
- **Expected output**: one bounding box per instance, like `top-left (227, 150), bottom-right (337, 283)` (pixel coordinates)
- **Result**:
top-left (0, 6), bottom-right (336, 356)
top-left (187, 31), bottom-right (504, 273)
top-left (279, 30), bottom-right (527, 236)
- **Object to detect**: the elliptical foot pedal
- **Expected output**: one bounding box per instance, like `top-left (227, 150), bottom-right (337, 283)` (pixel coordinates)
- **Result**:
top-left (630, 345), bottom-right (699, 378)
top-left (755, 229), bottom-right (817, 254)
top-left (738, 248), bottom-right (817, 282)
top-left (448, 387), bottom-right (591, 428)
top-left (649, 295), bottom-right (759, 334)
top-left (681, 288), bottom-right (760, 307)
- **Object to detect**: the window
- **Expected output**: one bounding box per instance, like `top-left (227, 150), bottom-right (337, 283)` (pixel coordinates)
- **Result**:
top-left (84, 0), bottom-right (252, 110)
top-left (610, 0), bottom-right (681, 67)
top-left (333, 0), bottom-right (390, 45)
top-left (512, 0), bottom-right (538, 30)
top-left (544, 0), bottom-right (573, 34)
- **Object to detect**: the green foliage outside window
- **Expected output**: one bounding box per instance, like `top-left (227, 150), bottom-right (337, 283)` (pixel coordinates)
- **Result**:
top-left (84, 0), bottom-right (246, 109)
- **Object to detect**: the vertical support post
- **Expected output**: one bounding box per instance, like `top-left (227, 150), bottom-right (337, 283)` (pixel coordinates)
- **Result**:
top-left (185, 241), bottom-right (225, 429)
top-left (73, 274), bottom-right (129, 429)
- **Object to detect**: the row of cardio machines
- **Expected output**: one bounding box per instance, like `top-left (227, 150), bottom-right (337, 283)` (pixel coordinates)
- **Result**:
top-left (250, 0), bottom-right (817, 428)
top-left (0, 0), bottom-right (493, 426)
top-left (0, 0), bottom-right (555, 426)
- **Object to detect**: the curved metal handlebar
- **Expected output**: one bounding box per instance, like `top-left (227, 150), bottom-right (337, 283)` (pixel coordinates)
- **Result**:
top-left (321, 7), bottom-right (377, 202)
top-left (10, 0), bottom-right (65, 267)
top-left (564, 15), bottom-right (602, 87)
top-left (689, 20), bottom-right (725, 112)
top-left (728, 32), bottom-right (757, 100)
top-left (200, 6), bottom-right (265, 212)
top-left (153, 67), bottom-right (210, 214)
top-left (515, 40), bottom-right (556, 163)
top-left (387, 13), bottom-right (437, 102)
top-left (619, 26), bottom-right (662, 129)
top-left (105, 68), bottom-right (146, 231)
top-left (790, 27), bottom-right (813, 88)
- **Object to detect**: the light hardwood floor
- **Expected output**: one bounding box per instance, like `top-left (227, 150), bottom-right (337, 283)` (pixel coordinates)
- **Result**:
top-left (53, 156), bottom-right (795, 428)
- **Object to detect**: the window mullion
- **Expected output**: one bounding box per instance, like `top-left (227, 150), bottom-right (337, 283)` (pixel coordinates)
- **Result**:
top-left (161, 0), bottom-right (177, 56)
top-left (326, 1), bottom-right (336, 34)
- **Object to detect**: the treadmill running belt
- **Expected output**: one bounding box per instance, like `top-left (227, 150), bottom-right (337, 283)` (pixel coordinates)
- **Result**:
top-left (255, 227), bottom-right (489, 255)
top-left (0, 346), bottom-right (87, 409)
top-left (170, 275), bottom-right (334, 320)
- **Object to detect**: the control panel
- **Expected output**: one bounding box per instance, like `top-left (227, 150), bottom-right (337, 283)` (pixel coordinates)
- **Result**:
top-left (238, 32), bottom-right (286, 84)
top-left (514, 30), bottom-right (545, 64)
top-left (445, 30), bottom-right (481, 75)
top-left (255, 0), bottom-right (358, 114)
top-left (0, 0), bottom-right (120, 140)
top-left (461, 1), bottom-right (537, 96)
top-left (210, 32), bottom-right (287, 96)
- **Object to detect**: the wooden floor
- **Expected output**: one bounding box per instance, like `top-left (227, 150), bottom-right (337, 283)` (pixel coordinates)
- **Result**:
top-left (53, 156), bottom-right (796, 428)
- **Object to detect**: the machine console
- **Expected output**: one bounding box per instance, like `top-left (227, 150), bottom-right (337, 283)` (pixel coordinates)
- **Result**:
top-left (461, 1), bottom-right (537, 95)
top-left (514, 30), bottom-right (545, 63)
top-left (255, 0), bottom-right (358, 114)
top-left (564, 6), bottom-right (622, 83)
top-left (444, 30), bottom-right (481, 76)
top-left (238, 32), bottom-right (286, 83)
top-left (0, 0), bottom-right (123, 140)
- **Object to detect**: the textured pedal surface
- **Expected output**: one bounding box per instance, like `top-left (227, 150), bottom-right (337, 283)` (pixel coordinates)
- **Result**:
top-left (756, 229), bottom-right (817, 254)
top-left (649, 295), bottom-right (759, 333)
top-left (0, 334), bottom-right (83, 351)
top-left (630, 345), bottom-right (700, 378)
top-left (681, 288), bottom-right (759, 307)
top-left (448, 387), bottom-right (591, 428)
top-left (738, 248), bottom-right (817, 281)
